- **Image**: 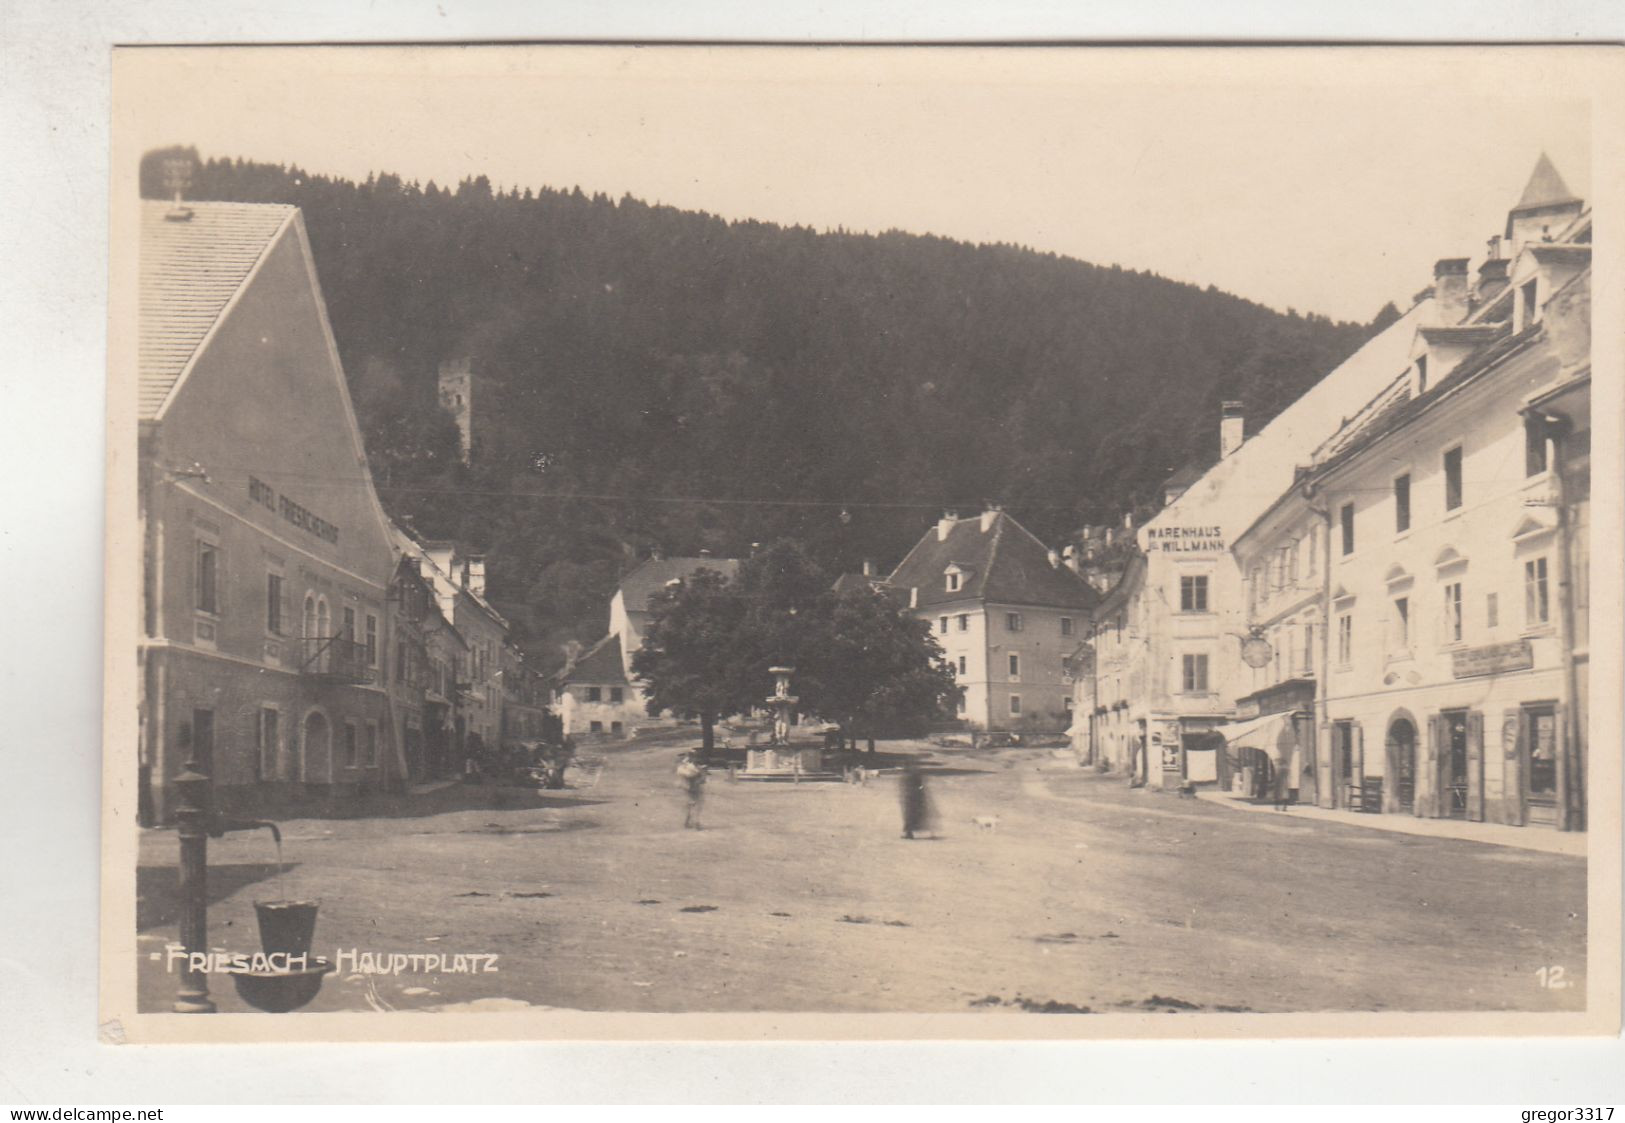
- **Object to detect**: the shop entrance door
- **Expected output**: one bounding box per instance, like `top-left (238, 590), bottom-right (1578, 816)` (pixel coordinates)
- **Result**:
top-left (1387, 717), bottom-right (1417, 813)
top-left (1332, 720), bottom-right (1354, 808)
top-left (1523, 704), bottom-right (1560, 827)
top-left (1442, 710), bottom-right (1469, 819)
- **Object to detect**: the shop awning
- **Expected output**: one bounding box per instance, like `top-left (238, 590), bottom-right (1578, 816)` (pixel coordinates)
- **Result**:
top-left (1210, 711), bottom-right (1298, 764)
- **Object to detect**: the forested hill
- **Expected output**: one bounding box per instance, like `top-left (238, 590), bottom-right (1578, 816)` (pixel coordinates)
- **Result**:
top-left (142, 148), bottom-right (1380, 665)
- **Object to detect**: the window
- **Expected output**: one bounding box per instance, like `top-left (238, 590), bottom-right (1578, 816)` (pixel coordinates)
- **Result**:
top-left (1306, 527), bottom-right (1318, 576)
top-left (1391, 596), bottom-right (1410, 652)
top-left (1289, 541), bottom-right (1300, 584)
top-left (1526, 425), bottom-right (1550, 477)
top-left (957, 694), bottom-right (966, 715)
top-left (196, 541), bottom-right (219, 614)
top-left (957, 614), bottom-right (969, 632)
top-left (586, 686), bottom-right (602, 703)
top-left (589, 721), bottom-right (603, 734)
top-left (1340, 502), bottom-right (1355, 555)
top-left (190, 709), bottom-right (215, 775)
top-left (365, 614), bottom-right (378, 666)
top-left (343, 722), bottom-right (358, 768)
top-left (1179, 574), bottom-right (1209, 613)
top-left (1525, 557), bottom-right (1550, 625)
top-left (364, 722), bottom-right (378, 767)
top-left (1487, 592), bottom-right (1499, 629)
top-left (939, 616), bottom-right (949, 634)
top-left (1521, 278), bottom-right (1540, 327)
top-left (1337, 614), bottom-right (1353, 665)
top-left (1443, 447), bottom-right (1463, 511)
top-left (1006, 612), bottom-right (1023, 632)
top-left (1060, 617), bottom-right (1073, 637)
top-left (611, 721), bottom-right (623, 734)
top-left (256, 707), bottom-right (279, 781)
top-left (610, 687), bottom-right (624, 704)
top-left (957, 655), bottom-right (967, 675)
top-left (1394, 473), bottom-right (1411, 534)
top-left (1415, 354), bottom-right (1429, 394)
top-left (1181, 653), bottom-right (1209, 694)
top-left (1443, 581), bottom-right (1463, 643)
top-left (946, 572), bottom-right (960, 592)
top-left (1009, 694), bottom-right (1022, 716)
top-left (396, 640), bottom-right (407, 682)
top-left (343, 606), bottom-right (356, 642)
top-left (1008, 653), bottom-right (1020, 679)
top-left (1303, 623), bottom-right (1314, 674)
top-left (266, 574), bottom-right (283, 634)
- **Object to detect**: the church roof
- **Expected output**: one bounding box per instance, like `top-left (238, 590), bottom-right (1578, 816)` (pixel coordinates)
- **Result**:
top-left (138, 200), bottom-right (297, 420)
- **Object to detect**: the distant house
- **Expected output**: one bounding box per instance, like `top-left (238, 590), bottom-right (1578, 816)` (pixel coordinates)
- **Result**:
top-left (556, 553), bottom-right (743, 738)
top-left (887, 508), bottom-right (1098, 730)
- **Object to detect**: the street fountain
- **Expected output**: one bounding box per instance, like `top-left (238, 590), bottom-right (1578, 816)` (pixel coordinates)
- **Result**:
top-left (739, 666), bottom-right (836, 780)
top-left (170, 758), bottom-right (332, 1013)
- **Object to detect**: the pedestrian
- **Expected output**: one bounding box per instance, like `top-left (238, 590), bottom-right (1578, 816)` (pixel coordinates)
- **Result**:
top-left (677, 752), bottom-right (707, 830)
top-left (898, 757), bottom-right (934, 839)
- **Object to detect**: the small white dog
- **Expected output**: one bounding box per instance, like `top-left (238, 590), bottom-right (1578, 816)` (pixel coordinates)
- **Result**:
top-left (971, 815), bottom-right (1001, 832)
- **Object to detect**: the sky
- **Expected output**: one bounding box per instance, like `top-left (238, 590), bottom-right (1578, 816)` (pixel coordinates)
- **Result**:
top-left (115, 46), bottom-right (1593, 323)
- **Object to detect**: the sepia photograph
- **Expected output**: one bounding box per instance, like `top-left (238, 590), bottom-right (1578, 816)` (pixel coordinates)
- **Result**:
top-left (100, 43), bottom-right (1621, 1043)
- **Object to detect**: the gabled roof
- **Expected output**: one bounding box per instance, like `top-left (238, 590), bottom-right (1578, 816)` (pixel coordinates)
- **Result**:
top-left (139, 200), bottom-right (297, 420)
top-left (619, 556), bottom-right (742, 613)
top-left (557, 633), bottom-right (628, 686)
top-left (888, 511), bottom-right (1098, 611)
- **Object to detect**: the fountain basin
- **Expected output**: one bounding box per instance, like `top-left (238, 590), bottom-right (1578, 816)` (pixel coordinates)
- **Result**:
top-left (228, 958), bottom-right (334, 1013)
top-left (254, 899), bottom-right (320, 957)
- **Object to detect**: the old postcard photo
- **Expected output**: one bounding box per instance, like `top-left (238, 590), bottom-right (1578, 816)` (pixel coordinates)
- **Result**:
top-left (101, 44), bottom-right (1622, 1043)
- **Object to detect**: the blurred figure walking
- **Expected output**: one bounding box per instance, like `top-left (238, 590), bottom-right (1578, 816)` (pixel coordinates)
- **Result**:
top-left (677, 752), bottom-right (707, 830)
top-left (899, 758), bottom-right (934, 839)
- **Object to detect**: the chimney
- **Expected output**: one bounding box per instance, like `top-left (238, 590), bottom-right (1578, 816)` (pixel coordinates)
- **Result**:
top-left (909, 586), bottom-right (919, 609)
top-left (1047, 548), bottom-right (1061, 568)
top-left (1123, 511), bottom-right (1135, 530)
top-left (1433, 258), bottom-right (1471, 324)
top-left (980, 506), bottom-right (1001, 533)
top-left (1477, 256), bottom-right (1511, 304)
top-left (936, 512), bottom-right (958, 541)
top-left (1220, 401), bottom-right (1245, 459)
top-left (466, 555), bottom-right (486, 597)
top-left (861, 559), bottom-right (875, 577)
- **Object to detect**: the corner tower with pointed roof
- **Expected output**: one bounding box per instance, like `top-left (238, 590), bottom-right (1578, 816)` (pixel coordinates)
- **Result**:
top-left (1506, 153), bottom-right (1584, 254)
top-left (888, 508), bottom-right (1097, 731)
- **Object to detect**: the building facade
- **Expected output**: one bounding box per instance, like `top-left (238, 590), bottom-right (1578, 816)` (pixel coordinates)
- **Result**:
top-left (887, 509), bottom-right (1097, 731)
top-left (138, 201), bottom-right (400, 821)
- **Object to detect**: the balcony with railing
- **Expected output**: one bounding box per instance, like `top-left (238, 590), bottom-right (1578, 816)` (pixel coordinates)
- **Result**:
top-left (298, 635), bottom-right (375, 685)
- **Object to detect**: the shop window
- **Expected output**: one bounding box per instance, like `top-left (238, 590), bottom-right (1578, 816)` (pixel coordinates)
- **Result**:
top-left (1524, 557), bottom-right (1550, 625)
top-left (1394, 473), bottom-right (1411, 533)
top-left (1179, 574), bottom-right (1209, 612)
top-left (1527, 706), bottom-right (1558, 801)
top-left (1444, 446), bottom-right (1463, 512)
top-left (1181, 653), bottom-right (1209, 694)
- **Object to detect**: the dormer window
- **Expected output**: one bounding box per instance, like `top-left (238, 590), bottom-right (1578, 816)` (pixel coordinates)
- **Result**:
top-left (1415, 355), bottom-right (1428, 394)
top-left (1520, 278), bottom-right (1540, 329)
top-left (943, 563), bottom-right (969, 593)
top-left (946, 572), bottom-right (960, 593)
